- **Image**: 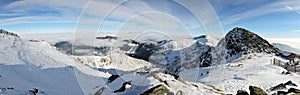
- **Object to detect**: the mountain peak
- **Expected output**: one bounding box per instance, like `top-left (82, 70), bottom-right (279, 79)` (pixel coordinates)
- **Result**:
top-left (227, 27), bottom-right (252, 36)
top-left (224, 27), bottom-right (279, 61)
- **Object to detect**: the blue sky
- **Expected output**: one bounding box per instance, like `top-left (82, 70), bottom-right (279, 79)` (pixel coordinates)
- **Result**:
top-left (0, 0), bottom-right (300, 38)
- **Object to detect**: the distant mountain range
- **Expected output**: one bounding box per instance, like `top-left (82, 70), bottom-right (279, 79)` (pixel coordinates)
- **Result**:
top-left (2, 28), bottom-right (299, 95)
top-left (52, 27), bottom-right (299, 72)
top-left (272, 43), bottom-right (300, 55)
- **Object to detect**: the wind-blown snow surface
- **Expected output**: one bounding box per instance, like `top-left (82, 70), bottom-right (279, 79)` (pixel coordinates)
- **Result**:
top-left (0, 34), bottom-right (111, 95)
top-left (180, 53), bottom-right (300, 94)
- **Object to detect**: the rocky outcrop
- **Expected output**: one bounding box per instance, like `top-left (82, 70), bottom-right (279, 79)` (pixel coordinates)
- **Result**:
top-left (141, 84), bottom-right (173, 95)
top-left (249, 86), bottom-right (267, 95)
top-left (96, 36), bottom-right (117, 40)
top-left (236, 86), bottom-right (268, 95)
top-left (106, 75), bottom-right (120, 84)
top-left (176, 90), bottom-right (185, 95)
top-left (236, 90), bottom-right (249, 95)
top-left (0, 29), bottom-right (20, 38)
top-left (267, 81), bottom-right (300, 95)
top-left (268, 81), bottom-right (298, 91)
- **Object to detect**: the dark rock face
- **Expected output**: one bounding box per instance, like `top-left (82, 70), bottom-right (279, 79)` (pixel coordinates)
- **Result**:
top-left (249, 86), bottom-right (267, 95)
top-left (96, 36), bottom-right (117, 40)
top-left (0, 29), bottom-right (20, 38)
top-left (131, 42), bottom-right (158, 61)
top-left (193, 35), bottom-right (207, 40)
top-left (54, 41), bottom-right (72, 54)
top-left (141, 84), bottom-right (173, 95)
top-left (268, 81), bottom-right (298, 92)
top-left (274, 88), bottom-right (300, 95)
top-left (288, 88), bottom-right (300, 93)
top-left (165, 42), bottom-right (212, 74)
top-left (224, 27), bottom-right (279, 60)
top-left (277, 91), bottom-right (288, 95)
top-left (285, 81), bottom-right (297, 87)
top-left (267, 81), bottom-right (300, 95)
top-left (129, 40), bottom-right (174, 61)
top-left (106, 75), bottom-right (120, 84)
top-left (236, 90), bottom-right (249, 95)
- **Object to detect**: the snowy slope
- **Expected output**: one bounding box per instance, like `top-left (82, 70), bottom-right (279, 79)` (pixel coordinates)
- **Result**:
top-left (0, 33), bottom-right (111, 95)
top-left (2, 32), bottom-right (226, 95)
top-left (179, 53), bottom-right (300, 94)
top-left (73, 52), bottom-right (151, 71)
top-left (13, 28), bottom-right (300, 95)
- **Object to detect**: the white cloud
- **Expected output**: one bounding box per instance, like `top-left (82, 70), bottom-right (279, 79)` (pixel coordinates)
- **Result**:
top-left (0, 0), bottom-right (219, 37)
top-left (220, 0), bottom-right (300, 25)
top-left (286, 6), bottom-right (293, 10)
top-left (291, 30), bottom-right (300, 33)
top-left (0, 0), bottom-right (89, 25)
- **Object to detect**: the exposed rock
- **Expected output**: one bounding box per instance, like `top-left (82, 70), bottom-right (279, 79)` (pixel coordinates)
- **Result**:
top-left (176, 90), bottom-right (185, 95)
top-left (277, 91), bottom-right (288, 95)
top-left (141, 84), bottom-right (174, 95)
top-left (113, 81), bottom-right (131, 93)
top-left (288, 88), bottom-right (300, 93)
top-left (128, 40), bottom-right (174, 61)
top-left (163, 81), bottom-right (170, 87)
top-left (165, 42), bottom-right (212, 74)
top-left (281, 71), bottom-right (291, 75)
top-left (96, 36), bottom-right (117, 40)
top-left (106, 75), bottom-right (120, 84)
top-left (285, 81), bottom-right (298, 87)
top-left (268, 83), bottom-right (286, 91)
top-left (28, 88), bottom-right (38, 95)
top-left (236, 90), bottom-right (249, 95)
top-left (0, 29), bottom-right (20, 38)
top-left (249, 86), bottom-right (267, 95)
top-left (290, 94), bottom-right (300, 95)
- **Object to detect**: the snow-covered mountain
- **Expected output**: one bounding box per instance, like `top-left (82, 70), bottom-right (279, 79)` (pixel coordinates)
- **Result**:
top-left (0, 30), bottom-right (114, 95)
top-left (1, 30), bottom-right (229, 95)
top-left (3, 27), bottom-right (300, 95)
top-left (223, 27), bottom-right (279, 62)
top-left (272, 43), bottom-right (300, 55)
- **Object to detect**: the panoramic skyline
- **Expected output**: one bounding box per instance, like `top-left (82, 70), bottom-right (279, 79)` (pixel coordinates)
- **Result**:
top-left (0, 0), bottom-right (300, 38)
